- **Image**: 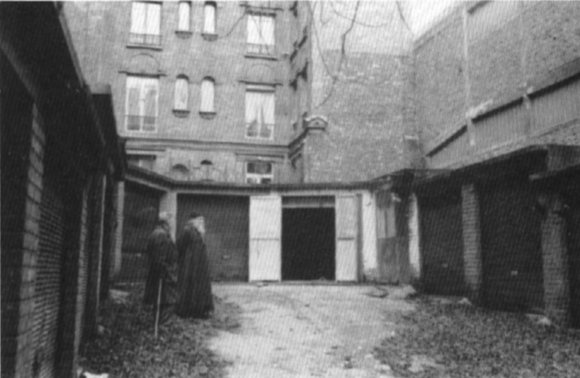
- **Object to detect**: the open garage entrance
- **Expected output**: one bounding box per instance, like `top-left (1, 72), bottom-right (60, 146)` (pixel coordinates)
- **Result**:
top-left (282, 197), bottom-right (335, 281)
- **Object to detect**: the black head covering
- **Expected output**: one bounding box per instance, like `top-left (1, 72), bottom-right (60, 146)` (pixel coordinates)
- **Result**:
top-left (189, 212), bottom-right (203, 220)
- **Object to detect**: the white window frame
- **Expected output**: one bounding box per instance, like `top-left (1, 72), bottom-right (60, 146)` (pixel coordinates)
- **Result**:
top-left (174, 75), bottom-right (189, 111)
top-left (127, 154), bottom-right (156, 170)
top-left (125, 76), bottom-right (159, 132)
top-left (200, 78), bottom-right (215, 113)
top-left (177, 1), bottom-right (191, 32)
top-left (129, 2), bottom-right (162, 46)
top-left (204, 2), bottom-right (217, 35)
top-left (247, 13), bottom-right (275, 56)
top-left (245, 161), bottom-right (274, 184)
top-left (245, 84), bottom-right (275, 140)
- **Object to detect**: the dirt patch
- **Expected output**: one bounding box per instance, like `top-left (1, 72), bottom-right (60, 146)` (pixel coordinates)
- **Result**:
top-left (374, 297), bottom-right (580, 378)
top-left (209, 284), bottom-right (415, 378)
top-left (80, 284), bottom-right (239, 378)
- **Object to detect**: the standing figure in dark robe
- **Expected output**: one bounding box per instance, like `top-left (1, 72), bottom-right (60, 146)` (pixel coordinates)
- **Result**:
top-left (143, 214), bottom-right (178, 324)
top-left (176, 212), bottom-right (214, 318)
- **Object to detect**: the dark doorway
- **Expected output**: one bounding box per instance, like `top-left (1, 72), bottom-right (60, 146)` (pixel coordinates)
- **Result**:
top-left (480, 179), bottom-right (543, 312)
top-left (567, 194), bottom-right (580, 328)
top-left (419, 192), bottom-right (465, 296)
top-left (282, 208), bottom-right (335, 280)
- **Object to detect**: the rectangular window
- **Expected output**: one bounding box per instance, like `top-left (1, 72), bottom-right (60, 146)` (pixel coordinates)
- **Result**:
top-left (247, 14), bottom-right (275, 56)
top-left (127, 154), bottom-right (156, 170)
top-left (245, 84), bottom-right (275, 139)
top-left (177, 1), bottom-right (191, 32)
top-left (125, 76), bottom-right (159, 132)
top-left (246, 161), bottom-right (273, 184)
top-left (204, 2), bottom-right (217, 34)
top-left (130, 2), bottom-right (162, 46)
top-left (174, 76), bottom-right (189, 111)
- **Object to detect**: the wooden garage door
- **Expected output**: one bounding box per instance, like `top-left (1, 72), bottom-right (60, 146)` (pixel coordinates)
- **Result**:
top-left (177, 195), bottom-right (250, 281)
top-left (480, 180), bottom-right (543, 311)
top-left (420, 192), bottom-right (465, 295)
top-left (33, 180), bottom-right (65, 378)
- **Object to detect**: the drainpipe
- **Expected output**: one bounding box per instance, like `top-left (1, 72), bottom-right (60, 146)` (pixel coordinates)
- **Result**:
top-left (462, 5), bottom-right (475, 148)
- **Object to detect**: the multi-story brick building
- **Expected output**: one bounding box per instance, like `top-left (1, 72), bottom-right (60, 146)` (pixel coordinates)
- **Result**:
top-left (64, 0), bottom-right (312, 184)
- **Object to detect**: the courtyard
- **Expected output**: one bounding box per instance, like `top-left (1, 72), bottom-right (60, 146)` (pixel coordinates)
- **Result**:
top-left (81, 284), bottom-right (580, 377)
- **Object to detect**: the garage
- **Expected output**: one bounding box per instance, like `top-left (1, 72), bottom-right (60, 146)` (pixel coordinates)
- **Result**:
top-left (480, 179), bottom-right (544, 311)
top-left (419, 190), bottom-right (465, 295)
top-left (177, 195), bottom-right (249, 281)
top-left (248, 193), bottom-right (360, 282)
top-left (282, 197), bottom-right (335, 281)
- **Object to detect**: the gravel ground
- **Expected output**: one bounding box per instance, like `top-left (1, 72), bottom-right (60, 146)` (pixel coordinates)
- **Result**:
top-left (79, 284), bottom-right (241, 378)
top-left (373, 296), bottom-right (580, 378)
top-left (209, 283), bottom-right (416, 378)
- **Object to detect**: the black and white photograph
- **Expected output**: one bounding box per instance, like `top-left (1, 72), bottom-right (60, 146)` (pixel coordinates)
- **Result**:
top-left (1, 0), bottom-right (579, 377)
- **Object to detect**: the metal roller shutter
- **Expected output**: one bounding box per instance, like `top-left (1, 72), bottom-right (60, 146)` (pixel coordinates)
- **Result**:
top-left (33, 181), bottom-right (65, 378)
top-left (420, 192), bottom-right (465, 295)
top-left (480, 180), bottom-right (543, 311)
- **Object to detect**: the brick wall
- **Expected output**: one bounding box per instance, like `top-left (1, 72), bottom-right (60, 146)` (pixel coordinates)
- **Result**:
top-left (541, 192), bottom-right (570, 325)
top-left (306, 52), bottom-right (415, 182)
top-left (1, 54), bottom-right (42, 377)
top-left (415, 1), bottom-right (580, 148)
top-left (414, 7), bottom-right (464, 144)
top-left (461, 183), bottom-right (483, 303)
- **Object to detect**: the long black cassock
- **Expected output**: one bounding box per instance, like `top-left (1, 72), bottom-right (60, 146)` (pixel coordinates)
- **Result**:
top-left (175, 224), bottom-right (214, 318)
top-left (143, 226), bottom-right (178, 308)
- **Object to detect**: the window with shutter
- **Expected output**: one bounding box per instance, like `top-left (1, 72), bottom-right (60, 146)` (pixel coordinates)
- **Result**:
top-left (129, 2), bottom-right (162, 46)
top-left (125, 76), bottom-right (159, 132)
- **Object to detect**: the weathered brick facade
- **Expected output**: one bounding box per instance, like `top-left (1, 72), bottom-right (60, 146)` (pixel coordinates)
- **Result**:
top-left (417, 1), bottom-right (580, 151)
top-left (64, 1), bottom-right (311, 184)
top-left (306, 52), bottom-right (415, 182)
top-left (541, 193), bottom-right (571, 324)
top-left (307, 1), bottom-right (416, 182)
top-left (461, 183), bottom-right (482, 303)
top-left (1, 3), bottom-right (125, 376)
top-left (415, 1), bottom-right (580, 324)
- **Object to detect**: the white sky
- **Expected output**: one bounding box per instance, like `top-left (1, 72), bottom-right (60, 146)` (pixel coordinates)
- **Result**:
top-left (407, 0), bottom-right (459, 35)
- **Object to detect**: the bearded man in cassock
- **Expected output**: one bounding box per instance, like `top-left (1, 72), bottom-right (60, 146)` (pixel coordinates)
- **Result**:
top-left (143, 213), bottom-right (178, 324)
top-left (176, 212), bottom-right (214, 318)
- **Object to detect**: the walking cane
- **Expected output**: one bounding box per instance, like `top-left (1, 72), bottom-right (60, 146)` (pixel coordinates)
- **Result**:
top-left (154, 278), bottom-right (163, 338)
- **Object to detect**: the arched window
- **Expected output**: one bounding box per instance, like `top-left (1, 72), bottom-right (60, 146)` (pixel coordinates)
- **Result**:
top-left (177, 1), bottom-right (191, 32)
top-left (201, 160), bottom-right (213, 181)
top-left (170, 164), bottom-right (189, 180)
top-left (203, 2), bottom-right (216, 34)
top-left (200, 77), bottom-right (215, 113)
top-left (174, 75), bottom-right (189, 111)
